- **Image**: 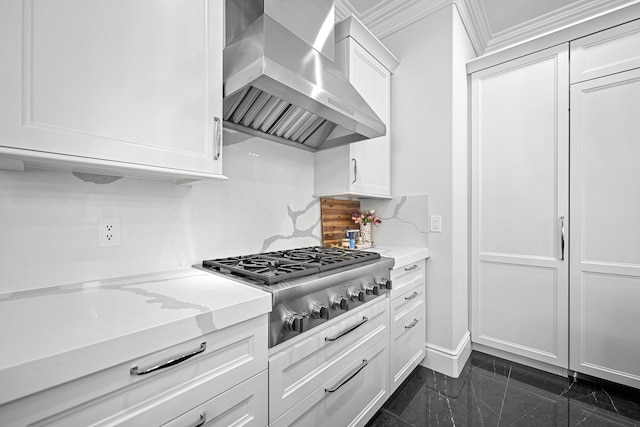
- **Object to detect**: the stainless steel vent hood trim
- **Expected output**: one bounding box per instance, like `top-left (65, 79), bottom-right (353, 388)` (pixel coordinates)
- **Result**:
top-left (223, 0), bottom-right (386, 151)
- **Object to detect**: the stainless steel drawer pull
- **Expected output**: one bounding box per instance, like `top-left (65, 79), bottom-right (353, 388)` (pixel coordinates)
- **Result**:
top-left (189, 412), bottom-right (207, 427)
top-left (213, 117), bottom-right (222, 160)
top-left (404, 264), bottom-right (418, 271)
top-left (405, 291), bottom-right (419, 300)
top-left (405, 318), bottom-right (419, 329)
top-left (351, 158), bottom-right (358, 184)
top-left (325, 316), bottom-right (368, 342)
top-left (129, 342), bottom-right (206, 376)
top-left (325, 359), bottom-right (369, 393)
top-left (560, 216), bottom-right (565, 261)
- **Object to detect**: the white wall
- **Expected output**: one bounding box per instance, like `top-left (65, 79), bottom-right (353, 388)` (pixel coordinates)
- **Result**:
top-left (381, 4), bottom-right (475, 376)
top-left (0, 132), bottom-right (320, 293)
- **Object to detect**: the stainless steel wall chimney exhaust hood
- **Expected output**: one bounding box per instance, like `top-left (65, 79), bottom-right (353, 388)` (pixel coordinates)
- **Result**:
top-left (223, 0), bottom-right (386, 151)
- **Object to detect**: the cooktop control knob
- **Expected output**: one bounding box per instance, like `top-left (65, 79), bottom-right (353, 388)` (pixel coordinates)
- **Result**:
top-left (378, 278), bottom-right (392, 290)
top-left (283, 313), bottom-right (305, 333)
top-left (349, 288), bottom-right (366, 302)
top-left (365, 284), bottom-right (381, 296)
top-left (310, 303), bottom-right (329, 320)
top-left (332, 296), bottom-right (349, 311)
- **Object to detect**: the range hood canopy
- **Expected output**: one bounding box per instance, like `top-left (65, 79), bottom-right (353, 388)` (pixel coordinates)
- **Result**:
top-left (223, 0), bottom-right (386, 151)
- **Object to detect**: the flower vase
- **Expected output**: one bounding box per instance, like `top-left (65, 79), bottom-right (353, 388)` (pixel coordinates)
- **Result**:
top-left (360, 222), bottom-right (372, 246)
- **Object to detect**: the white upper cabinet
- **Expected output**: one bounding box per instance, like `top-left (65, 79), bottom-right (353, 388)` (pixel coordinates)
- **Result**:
top-left (314, 16), bottom-right (399, 199)
top-left (0, 0), bottom-right (224, 183)
top-left (570, 18), bottom-right (640, 83)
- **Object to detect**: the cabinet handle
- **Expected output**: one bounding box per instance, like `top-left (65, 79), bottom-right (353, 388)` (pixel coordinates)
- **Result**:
top-left (325, 316), bottom-right (368, 342)
top-left (351, 158), bottom-right (358, 184)
top-left (189, 412), bottom-right (207, 427)
top-left (405, 291), bottom-right (419, 300)
top-left (405, 264), bottom-right (418, 271)
top-left (560, 216), bottom-right (565, 261)
top-left (325, 359), bottom-right (369, 393)
top-left (129, 342), bottom-right (206, 376)
top-left (405, 318), bottom-right (419, 329)
top-left (213, 116), bottom-right (222, 160)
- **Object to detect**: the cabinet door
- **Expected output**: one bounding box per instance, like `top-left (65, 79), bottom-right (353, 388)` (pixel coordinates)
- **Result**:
top-left (570, 19), bottom-right (640, 83)
top-left (0, 0), bottom-right (222, 177)
top-left (471, 44), bottom-right (569, 368)
top-left (569, 68), bottom-right (640, 389)
top-left (348, 40), bottom-right (391, 197)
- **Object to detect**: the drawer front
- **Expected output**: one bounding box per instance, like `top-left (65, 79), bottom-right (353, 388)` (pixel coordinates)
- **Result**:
top-left (163, 370), bottom-right (267, 427)
top-left (269, 297), bottom-right (389, 422)
top-left (390, 303), bottom-right (425, 393)
top-left (17, 316), bottom-right (267, 427)
top-left (271, 337), bottom-right (388, 427)
top-left (571, 19), bottom-right (640, 83)
top-left (390, 260), bottom-right (425, 298)
top-left (390, 281), bottom-right (425, 330)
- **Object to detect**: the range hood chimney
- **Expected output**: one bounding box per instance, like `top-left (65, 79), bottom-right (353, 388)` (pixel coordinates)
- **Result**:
top-left (223, 0), bottom-right (386, 151)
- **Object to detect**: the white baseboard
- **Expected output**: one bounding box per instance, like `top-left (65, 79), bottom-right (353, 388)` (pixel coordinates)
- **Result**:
top-left (421, 331), bottom-right (472, 378)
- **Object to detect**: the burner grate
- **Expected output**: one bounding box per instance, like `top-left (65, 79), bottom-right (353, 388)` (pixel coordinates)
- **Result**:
top-left (202, 255), bottom-right (319, 285)
top-left (203, 246), bottom-right (381, 284)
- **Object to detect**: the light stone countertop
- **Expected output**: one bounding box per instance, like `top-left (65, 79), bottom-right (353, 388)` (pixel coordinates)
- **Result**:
top-left (0, 268), bottom-right (271, 406)
top-left (365, 246), bottom-right (430, 268)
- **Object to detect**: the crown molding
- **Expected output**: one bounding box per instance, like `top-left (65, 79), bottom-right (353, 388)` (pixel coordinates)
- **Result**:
top-left (453, 0), bottom-right (490, 55)
top-left (336, 0), bottom-right (451, 39)
top-left (335, 0), bottom-right (357, 21)
top-left (336, 0), bottom-right (638, 55)
top-left (335, 0), bottom-right (488, 55)
top-left (485, 0), bottom-right (638, 52)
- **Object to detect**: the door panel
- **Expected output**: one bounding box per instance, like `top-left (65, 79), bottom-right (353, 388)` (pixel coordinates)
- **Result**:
top-left (477, 262), bottom-right (559, 357)
top-left (570, 68), bottom-right (640, 388)
top-left (580, 273), bottom-right (640, 378)
top-left (477, 57), bottom-right (560, 258)
top-left (471, 44), bottom-right (569, 368)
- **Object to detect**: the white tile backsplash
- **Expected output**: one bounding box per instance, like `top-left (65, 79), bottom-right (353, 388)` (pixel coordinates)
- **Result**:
top-left (0, 132), bottom-right (320, 293)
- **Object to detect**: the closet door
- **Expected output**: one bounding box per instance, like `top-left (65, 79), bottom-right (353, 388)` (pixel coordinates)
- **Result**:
top-left (570, 67), bottom-right (640, 389)
top-left (471, 44), bottom-right (569, 368)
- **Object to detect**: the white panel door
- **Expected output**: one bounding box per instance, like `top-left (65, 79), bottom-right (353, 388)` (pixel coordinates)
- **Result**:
top-left (0, 0), bottom-right (222, 176)
top-left (570, 68), bottom-right (640, 389)
top-left (471, 44), bottom-right (569, 368)
top-left (349, 40), bottom-right (391, 197)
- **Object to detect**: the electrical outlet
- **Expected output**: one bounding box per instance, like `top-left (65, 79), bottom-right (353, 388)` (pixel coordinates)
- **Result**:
top-left (98, 218), bottom-right (121, 247)
top-left (429, 215), bottom-right (442, 233)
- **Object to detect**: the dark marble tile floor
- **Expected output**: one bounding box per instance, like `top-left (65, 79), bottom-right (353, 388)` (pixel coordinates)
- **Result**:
top-left (367, 351), bottom-right (640, 426)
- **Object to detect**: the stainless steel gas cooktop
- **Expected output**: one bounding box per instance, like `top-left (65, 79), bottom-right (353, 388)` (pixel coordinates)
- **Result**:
top-left (199, 246), bottom-right (394, 347)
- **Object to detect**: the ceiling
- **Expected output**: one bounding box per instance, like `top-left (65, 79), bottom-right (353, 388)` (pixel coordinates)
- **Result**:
top-left (335, 0), bottom-right (637, 55)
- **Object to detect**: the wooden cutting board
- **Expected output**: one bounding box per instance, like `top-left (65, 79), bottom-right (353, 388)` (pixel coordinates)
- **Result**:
top-left (320, 198), bottom-right (360, 247)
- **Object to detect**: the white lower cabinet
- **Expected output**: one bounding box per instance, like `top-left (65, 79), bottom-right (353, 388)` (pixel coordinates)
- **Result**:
top-left (268, 298), bottom-right (389, 423)
top-left (270, 338), bottom-right (389, 427)
top-left (388, 259), bottom-right (426, 393)
top-left (0, 316), bottom-right (268, 427)
top-left (390, 304), bottom-right (426, 392)
top-left (163, 370), bottom-right (267, 427)
top-left (390, 261), bottom-right (425, 298)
